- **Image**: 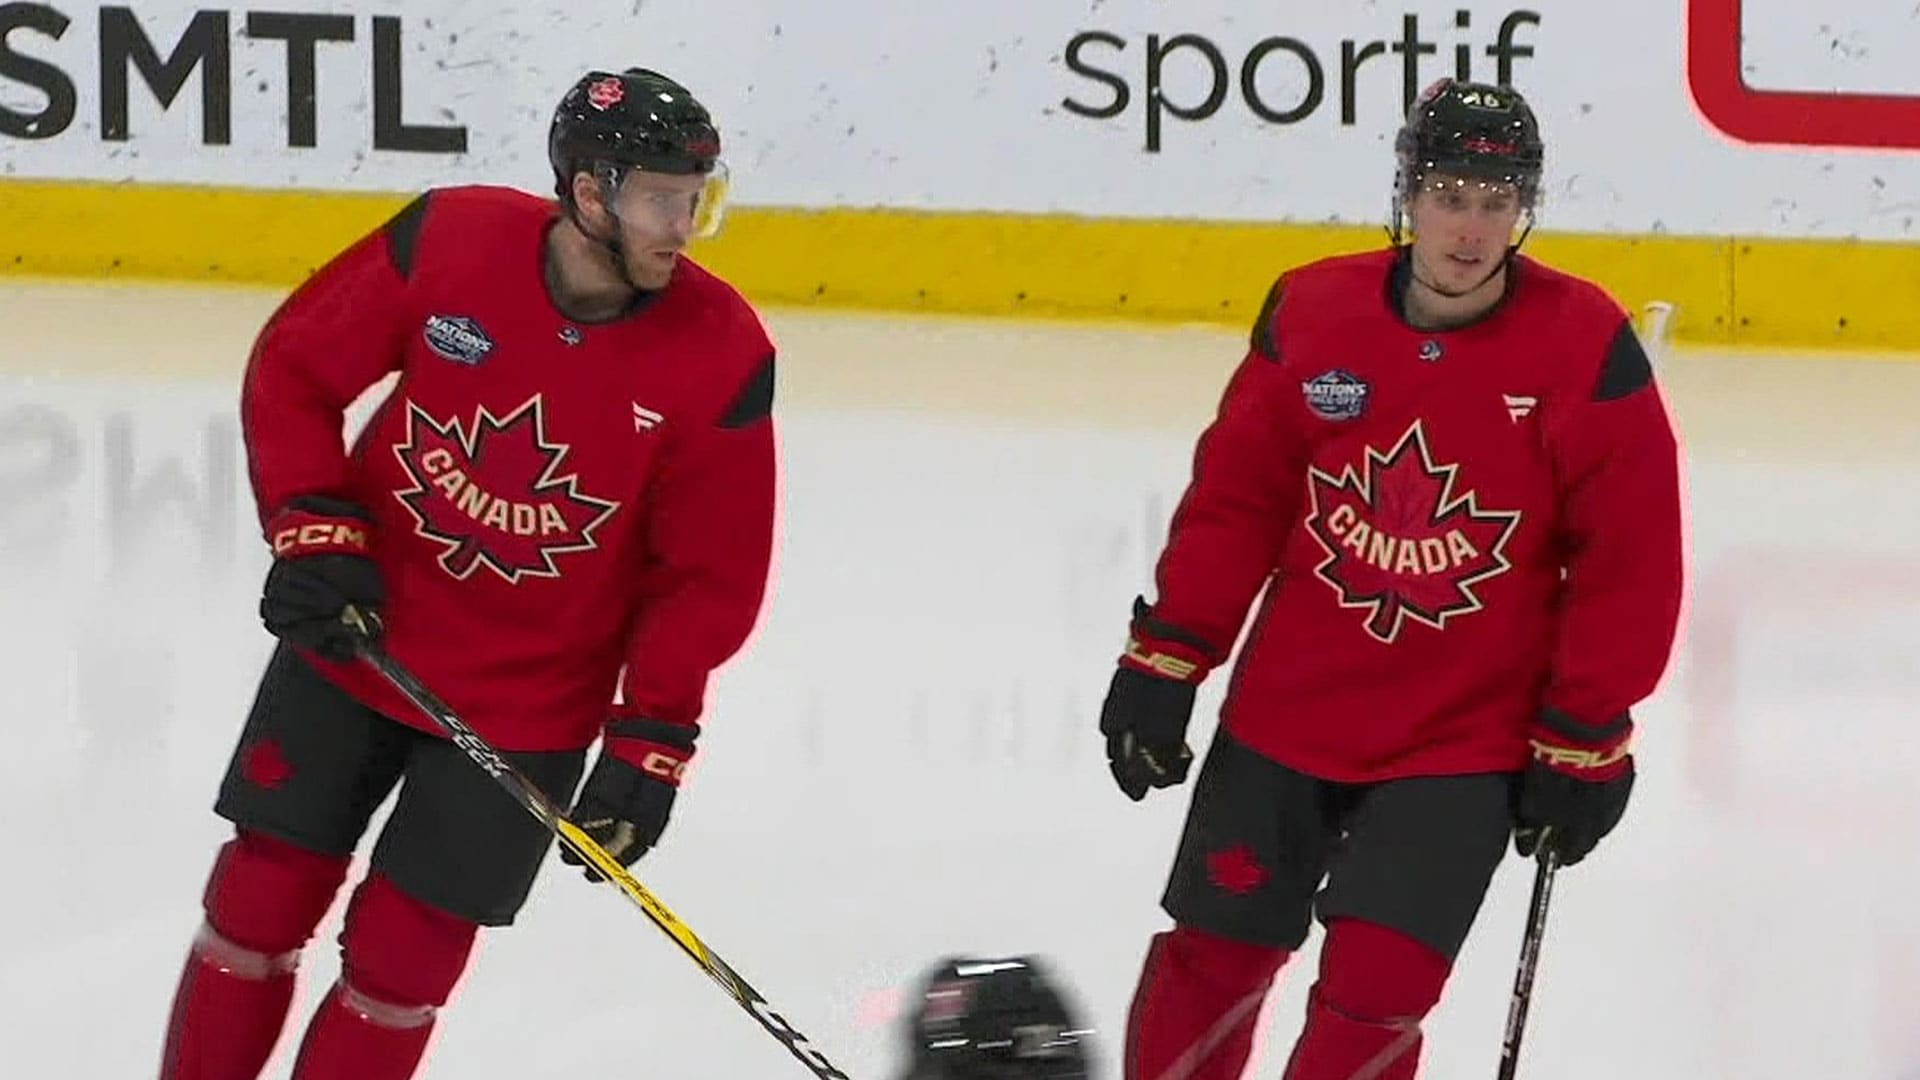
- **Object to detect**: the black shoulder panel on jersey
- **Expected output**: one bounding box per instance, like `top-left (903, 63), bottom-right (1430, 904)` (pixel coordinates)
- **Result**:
top-left (719, 351), bottom-right (776, 429)
top-left (1593, 320), bottom-right (1653, 402)
top-left (1248, 277), bottom-right (1286, 362)
top-left (383, 192), bottom-right (432, 281)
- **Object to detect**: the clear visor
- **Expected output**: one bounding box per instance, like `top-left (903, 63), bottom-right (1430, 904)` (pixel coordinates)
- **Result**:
top-left (604, 162), bottom-right (730, 240)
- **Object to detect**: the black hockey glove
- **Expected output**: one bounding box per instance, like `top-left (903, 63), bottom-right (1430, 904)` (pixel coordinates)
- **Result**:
top-left (1098, 598), bottom-right (1218, 802)
top-left (1514, 707), bottom-right (1636, 867)
top-left (259, 496), bottom-right (384, 661)
top-left (562, 718), bottom-right (698, 881)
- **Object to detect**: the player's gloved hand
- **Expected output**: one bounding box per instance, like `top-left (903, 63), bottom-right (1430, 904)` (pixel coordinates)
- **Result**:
top-left (1099, 597), bottom-right (1218, 802)
top-left (1514, 706), bottom-right (1635, 867)
top-left (562, 718), bottom-right (698, 880)
top-left (259, 496), bottom-right (384, 661)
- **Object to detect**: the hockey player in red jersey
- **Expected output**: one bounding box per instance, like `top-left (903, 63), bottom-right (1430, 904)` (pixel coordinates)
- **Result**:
top-left (1098, 80), bottom-right (1684, 1080)
top-left (157, 68), bottom-right (777, 1080)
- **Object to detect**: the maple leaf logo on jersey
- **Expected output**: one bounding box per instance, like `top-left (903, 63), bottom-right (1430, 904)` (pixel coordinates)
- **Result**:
top-left (391, 396), bottom-right (619, 583)
top-left (1303, 421), bottom-right (1520, 643)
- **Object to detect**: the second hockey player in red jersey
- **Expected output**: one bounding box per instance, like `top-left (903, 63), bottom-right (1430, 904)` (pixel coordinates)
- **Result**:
top-left (1099, 80), bottom-right (1685, 1079)
top-left (157, 68), bottom-right (777, 1080)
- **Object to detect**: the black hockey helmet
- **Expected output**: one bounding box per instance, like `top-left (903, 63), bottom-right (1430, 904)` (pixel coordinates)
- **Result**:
top-left (548, 67), bottom-right (722, 199)
top-left (898, 956), bottom-right (1093, 1080)
top-left (1394, 78), bottom-right (1543, 208)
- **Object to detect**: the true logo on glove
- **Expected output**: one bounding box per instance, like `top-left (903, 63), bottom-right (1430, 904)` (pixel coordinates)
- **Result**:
top-left (1528, 738), bottom-right (1630, 772)
top-left (1124, 638), bottom-right (1201, 681)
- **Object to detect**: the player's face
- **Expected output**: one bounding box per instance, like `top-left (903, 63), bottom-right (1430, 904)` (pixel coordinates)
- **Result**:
top-left (1407, 173), bottom-right (1524, 293)
top-left (606, 170), bottom-right (716, 289)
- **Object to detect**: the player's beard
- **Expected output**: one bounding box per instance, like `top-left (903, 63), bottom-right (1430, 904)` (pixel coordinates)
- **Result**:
top-left (592, 216), bottom-right (679, 292)
top-left (576, 213), bottom-right (676, 294)
top-left (621, 245), bottom-right (679, 291)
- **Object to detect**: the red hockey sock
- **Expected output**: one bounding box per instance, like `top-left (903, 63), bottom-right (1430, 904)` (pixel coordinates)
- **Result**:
top-left (290, 981), bottom-right (438, 1080)
top-left (1280, 919), bottom-right (1452, 1080)
top-left (159, 924), bottom-right (301, 1080)
top-left (288, 872), bottom-right (478, 1080)
top-left (1125, 924), bottom-right (1290, 1080)
top-left (159, 831), bottom-right (351, 1080)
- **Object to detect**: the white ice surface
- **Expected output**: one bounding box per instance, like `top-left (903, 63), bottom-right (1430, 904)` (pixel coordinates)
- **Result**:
top-left (2, 282), bottom-right (1917, 1078)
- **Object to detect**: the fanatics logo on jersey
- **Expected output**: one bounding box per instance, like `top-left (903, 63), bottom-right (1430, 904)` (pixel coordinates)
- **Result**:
top-left (1503, 394), bottom-right (1538, 421)
top-left (1302, 370), bottom-right (1371, 421)
top-left (1304, 421), bottom-right (1520, 644)
top-left (632, 402), bottom-right (664, 431)
top-left (391, 396), bottom-right (620, 584)
top-left (423, 314), bottom-right (495, 367)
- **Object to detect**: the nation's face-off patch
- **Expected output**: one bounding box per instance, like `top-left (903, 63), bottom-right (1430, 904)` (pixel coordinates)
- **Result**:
top-left (1301, 370), bottom-right (1371, 421)
top-left (422, 314), bottom-right (495, 367)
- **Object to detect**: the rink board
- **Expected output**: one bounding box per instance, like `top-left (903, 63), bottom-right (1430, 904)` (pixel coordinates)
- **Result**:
top-left (4, 177), bottom-right (1918, 353)
top-left (5, 0), bottom-right (1920, 351)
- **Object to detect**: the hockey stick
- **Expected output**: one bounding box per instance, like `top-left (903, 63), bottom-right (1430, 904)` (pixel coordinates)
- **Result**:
top-left (1495, 847), bottom-right (1560, 1080)
top-left (1492, 298), bottom-right (1664, 1080)
top-left (341, 615), bottom-right (850, 1080)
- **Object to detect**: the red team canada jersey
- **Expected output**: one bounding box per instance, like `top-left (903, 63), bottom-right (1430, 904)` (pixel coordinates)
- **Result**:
top-left (1154, 249), bottom-right (1684, 782)
top-left (241, 186), bottom-right (777, 751)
